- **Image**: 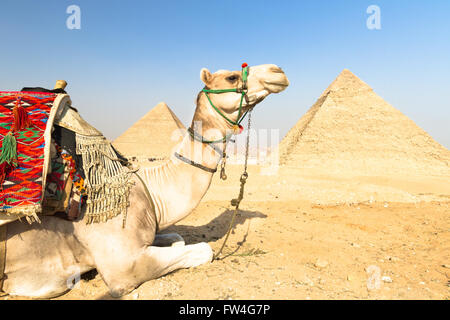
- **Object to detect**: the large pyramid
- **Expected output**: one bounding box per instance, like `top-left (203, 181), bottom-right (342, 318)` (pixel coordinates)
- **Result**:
top-left (278, 69), bottom-right (450, 177)
top-left (113, 102), bottom-right (185, 159)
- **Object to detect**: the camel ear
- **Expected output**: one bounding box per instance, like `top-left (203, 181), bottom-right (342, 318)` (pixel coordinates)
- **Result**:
top-left (200, 68), bottom-right (212, 85)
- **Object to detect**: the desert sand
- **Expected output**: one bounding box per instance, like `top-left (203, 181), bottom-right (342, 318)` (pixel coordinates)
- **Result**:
top-left (2, 163), bottom-right (449, 300)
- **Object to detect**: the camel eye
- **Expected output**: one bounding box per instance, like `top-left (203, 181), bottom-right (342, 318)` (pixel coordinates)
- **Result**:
top-left (226, 75), bottom-right (238, 82)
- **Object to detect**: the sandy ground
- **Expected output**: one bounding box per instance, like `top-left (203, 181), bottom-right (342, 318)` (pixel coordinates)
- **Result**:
top-left (2, 164), bottom-right (449, 300)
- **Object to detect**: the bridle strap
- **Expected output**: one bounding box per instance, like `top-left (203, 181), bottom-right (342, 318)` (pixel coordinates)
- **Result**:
top-left (202, 65), bottom-right (250, 127)
top-left (174, 63), bottom-right (250, 174)
top-left (202, 90), bottom-right (247, 126)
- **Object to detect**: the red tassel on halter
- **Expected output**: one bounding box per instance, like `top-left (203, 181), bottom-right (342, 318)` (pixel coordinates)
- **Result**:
top-left (232, 124), bottom-right (244, 134)
top-left (12, 98), bottom-right (32, 131)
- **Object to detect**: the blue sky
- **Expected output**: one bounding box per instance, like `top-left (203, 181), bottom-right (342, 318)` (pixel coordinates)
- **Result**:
top-left (1, 0), bottom-right (449, 148)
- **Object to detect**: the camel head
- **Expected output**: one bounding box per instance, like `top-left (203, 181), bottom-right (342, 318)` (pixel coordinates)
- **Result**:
top-left (197, 63), bottom-right (289, 131)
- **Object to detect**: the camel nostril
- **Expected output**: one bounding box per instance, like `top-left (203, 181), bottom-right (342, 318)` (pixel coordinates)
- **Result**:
top-left (270, 67), bottom-right (284, 74)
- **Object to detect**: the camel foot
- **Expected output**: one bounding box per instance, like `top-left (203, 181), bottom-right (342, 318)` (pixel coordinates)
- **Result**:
top-left (153, 233), bottom-right (185, 247)
top-left (183, 242), bottom-right (213, 267)
top-left (104, 242), bottom-right (213, 298)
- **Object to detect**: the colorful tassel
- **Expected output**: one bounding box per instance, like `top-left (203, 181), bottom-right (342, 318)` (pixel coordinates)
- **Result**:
top-left (0, 97), bottom-right (24, 189)
top-left (12, 98), bottom-right (32, 131)
top-left (0, 132), bottom-right (18, 167)
top-left (0, 132), bottom-right (18, 189)
top-left (0, 162), bottom-right (14, 189)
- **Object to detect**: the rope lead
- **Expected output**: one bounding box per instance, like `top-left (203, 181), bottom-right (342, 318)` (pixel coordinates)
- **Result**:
top-left (213, 110), bottom-right (252, 261)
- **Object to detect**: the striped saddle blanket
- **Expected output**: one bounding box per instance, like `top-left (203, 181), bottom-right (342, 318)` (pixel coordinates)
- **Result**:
top-left (0, 91), bottom-right (132, 226)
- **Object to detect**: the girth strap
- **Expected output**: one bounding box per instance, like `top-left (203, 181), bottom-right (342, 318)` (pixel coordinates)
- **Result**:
top-left (0, 225), bottom-right (7, 296)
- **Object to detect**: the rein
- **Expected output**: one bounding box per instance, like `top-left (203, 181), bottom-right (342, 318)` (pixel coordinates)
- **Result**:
top-left (213, 109), bottom-right (252, 261)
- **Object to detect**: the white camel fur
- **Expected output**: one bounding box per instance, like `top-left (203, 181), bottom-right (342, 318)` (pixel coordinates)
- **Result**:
top-left (2, 64), bottom-right (289, 298)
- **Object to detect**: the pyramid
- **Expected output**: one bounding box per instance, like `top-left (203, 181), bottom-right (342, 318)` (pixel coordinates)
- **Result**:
top-left (278, 69), bottom-right (450, 177)
top-left (113, 102), bottom-right (185, 159)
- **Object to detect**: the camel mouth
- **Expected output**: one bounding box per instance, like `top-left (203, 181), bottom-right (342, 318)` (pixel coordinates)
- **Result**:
top-left (265, 82), bottom-right (289, 87)
top-left (246, 94), bottom-right (266, 108)
top-left (263, 81), bottom-right (289, 93)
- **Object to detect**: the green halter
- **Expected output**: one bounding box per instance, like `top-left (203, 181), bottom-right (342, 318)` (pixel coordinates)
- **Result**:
top-left (201, 63), bottom-right (250, 137)
top-left (177, 63), bottom-right (252, 174)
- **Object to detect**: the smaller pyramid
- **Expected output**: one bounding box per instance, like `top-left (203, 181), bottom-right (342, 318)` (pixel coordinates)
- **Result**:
top-left (113, 102), bottom-right (185, 159)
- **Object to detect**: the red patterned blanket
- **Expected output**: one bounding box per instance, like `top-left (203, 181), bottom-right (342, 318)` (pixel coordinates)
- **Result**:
top-left (0, 91), bottom-right (59, 220)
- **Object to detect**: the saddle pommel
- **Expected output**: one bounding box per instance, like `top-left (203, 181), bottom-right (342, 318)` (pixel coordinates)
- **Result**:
top-left (54, 80), bottom-right (67, 90)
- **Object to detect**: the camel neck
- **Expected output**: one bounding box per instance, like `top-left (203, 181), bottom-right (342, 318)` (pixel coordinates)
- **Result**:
top-left (141, 98), bottom-right (229, 231)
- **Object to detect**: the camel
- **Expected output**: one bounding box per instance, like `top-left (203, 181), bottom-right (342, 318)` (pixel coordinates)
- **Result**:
top-left (1, 64), bottom-right (289, 298)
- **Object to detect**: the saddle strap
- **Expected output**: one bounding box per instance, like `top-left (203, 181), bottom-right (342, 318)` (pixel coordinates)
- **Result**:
top-left (0, 225), bottom-right (6, 296)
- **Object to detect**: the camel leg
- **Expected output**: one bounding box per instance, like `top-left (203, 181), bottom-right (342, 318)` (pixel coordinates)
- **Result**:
top-left (99, 242), bottom-right (213, 297)
top-left (153, 233), bottom-right (185, 247)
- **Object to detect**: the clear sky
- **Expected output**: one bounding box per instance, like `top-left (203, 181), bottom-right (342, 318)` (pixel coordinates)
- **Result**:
top-left (1, 0), bottom-right (449, 148)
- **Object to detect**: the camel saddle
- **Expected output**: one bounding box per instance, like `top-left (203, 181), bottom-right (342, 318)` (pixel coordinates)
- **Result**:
top-left (0, 91), bottom-right (133, 227)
